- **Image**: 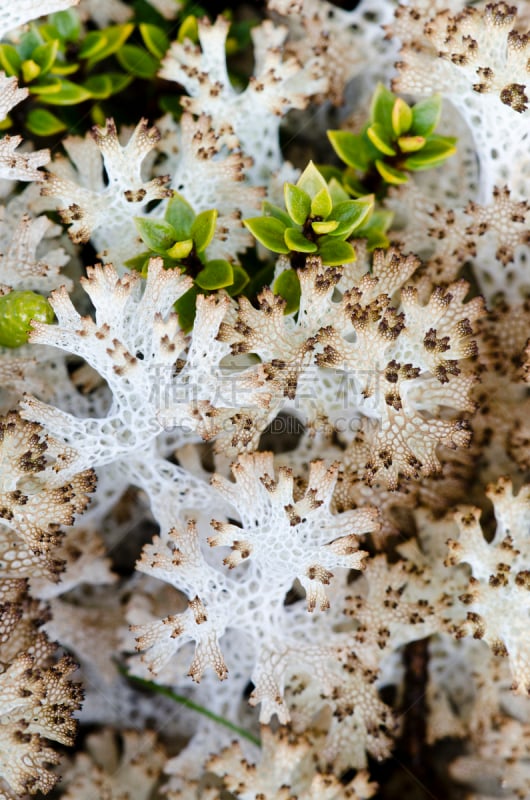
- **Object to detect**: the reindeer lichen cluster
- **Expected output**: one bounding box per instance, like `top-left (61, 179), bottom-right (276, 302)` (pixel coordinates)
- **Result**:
top-left (0, 1), bottom-right (529, 799)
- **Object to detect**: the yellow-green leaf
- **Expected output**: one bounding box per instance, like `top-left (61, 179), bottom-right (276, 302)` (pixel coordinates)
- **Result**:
top-left (139, 23), bottom-right (169, 59)
top-left (328, 196), bottom-right (374, 238)
top-left (117, 44), bottom-right (159, 79)
top-left (191, 209), bottom-right (217, 253)
top-left (403, 135), bottom-right (457, 170)
top-left (312, 219), bottom-right (338, 234)
top-left (83, 74), bottom-right (114, 99)
top-left (296, 161), bottom-right (328, 199)
top-left (166, 193), bottom-right (195, 240)
top-left (50, 62), bottom-right (79, 76)
top-left (227, 263), bottom-right (249, 295)
top-left (174, 285), bottom-right (198, 332)
top-left (26, 107), bottom-right (67, 136)
top-left (370, 83), bottom-right (396, 135)
top-left (327, 130), bottom-right (371, 171)
top-left (397, 135), bottom-right (425, 153)
top-left (0, 44), bottom-right (21, 76)
top-left (39, 79), bottom-right (91, 105)
top-left (243, 217), bottom-right (290, 254)
top-left (284, 183), bottom-right (311, 226)
top-left (273, 270), bottom-right (301, 314)
top-left (411, 94), bottom-right (442, 137)
top-left (33, 40), bottom-right (59, 75)
top-left (391, 97), bottom-right (412, 137)
top-left (21, 59), bottom-right (41, 82)
top-left (49, 10), bottom-right (81, 42)
top-left (318, 238), bottom-right (356, 267)
top-left (284, 228), bottom-right (317, 253)
top-left (29, 77), bottom-right (62, 95)
top-left (366, 123), bottom-right (396, 156)
top-left (311, 186), bottom-right (333, 219)
top-left (196, 259), bottom-right (234, 290)
top-left (166, 239), bottom-right (194, 259)
top-left (178, 15), bottom-right (199, 44)
top-left (135, 217), bottom-right (177, 253)
top-left (374, 159), bottom-right (409, 184)
top-left (262, 201), bottom-right (292, 228)
top-left (82, 24), bottom-right (134, 69)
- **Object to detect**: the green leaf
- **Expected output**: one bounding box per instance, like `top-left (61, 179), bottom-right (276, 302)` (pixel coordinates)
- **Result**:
top-left (312, 219), bottom-right (338, 235)
top-left (318, 238), bottom-right (356, 267)
top-left (78, 31), bottom-right (108, 60)
top-left (174, 285), bottom-right (198, 332)
top-left (262, 201), bottom-right (292, 229)
top-left (139, 23), bottom-right (169, 59)
top-left (366, 123), bottom-right (396, 156)
top-left (105, 72), bottom-right (133, 93)
top-left (355, 209), bottom-right (393, 251)
top-left (124, 251), bottom-right (152, 274)
top-left (316, 164), bottom-right (343, 184)
top-left (21, 59), bottom-right (41, 83)
top-left (342, 170), bottom-right (371, 198)
top-left (91, 103), bottom-right (106, 126)
top-left (166, 239), bottom-right (194, 259)
top-left (50, 10), bottom-right (81, 42)
top-left (226, 19), bottom-right (256, 54)
top-left (284, 228), bottom-right (317, 253)
top-left (0, 45), bottom-right (21, 76)
top-left (83, 74), bottom-right (114, 99)
top-left (327, 130), bottom-right (370, 171)
top-left (227, 263), bottom-right (249, 295)
top-left (397, 135), bottom-right (425, 153)
top-left (370, 82), bottom-right (396, 136)
top-left (33, 40), bottom-right (59, 74)
top-left (117, 44), bottom-right (159, 79)
top-left (411, 94), bottom-right (442, 136)
top-left (26, 107), bottom-right (67, 136)
top-left (178, 15), bottom-right (199, 44)
top-left (50, 61), bottom-right (79, 76)
top-left (403, 135), bottom-right (457, 170)
top-left (134, 217), bottom-right (177, 253)
top-left (284, 183), bottom-right (311, 226)
top-left (39, 79), bottom-right (91, 105)
top-left (191, 209), bottom-right (217, 253)
top-left (81, 24), bottom-right (134, 68)
top-left (311, 186), bottom-right (333, 219)
top-left (243, 217), bottom-right (290, 254)
top-left (273, 270), bottom-right (301, 314)
top-left (391, 97), bottom-right (412, 137)
top-left (328, 197), bottom-right (374, 238)
top-left (19, 28), bottom-right (43, 60)
top-left (0, 291), bottom-right (54, 348)
top-left (196, 259), bottom-right (234, 290)
top-left (165, 193), bottom-right (195, 240)
top-left (374, 159), bottom-right (409, 184)
top-left (28, 77), bottom-right (62, 95)
top-left (328, 178), bottom-right (350, 205)
top-left (296, 161), bottom-right (328, 199)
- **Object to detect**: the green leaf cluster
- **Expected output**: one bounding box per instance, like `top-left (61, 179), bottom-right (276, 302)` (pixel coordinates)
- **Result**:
top-left (0, 2), bottom-right (263, 137)
top-left (328, 85), bottom-right (456, 194)
top-left (244, 162), bottom-right (374, 268)
top-left (0, 9), bottom-right (171, 136)
top-left (128, 193), bottom-right (248, 330)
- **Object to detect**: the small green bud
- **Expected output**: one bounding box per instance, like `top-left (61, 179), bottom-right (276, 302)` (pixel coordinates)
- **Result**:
top-left (0, 291), bottom-right (54, 347)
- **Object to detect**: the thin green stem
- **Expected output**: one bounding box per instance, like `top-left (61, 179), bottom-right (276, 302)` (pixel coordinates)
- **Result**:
top-left (117, 664), bottom-right (261, 747)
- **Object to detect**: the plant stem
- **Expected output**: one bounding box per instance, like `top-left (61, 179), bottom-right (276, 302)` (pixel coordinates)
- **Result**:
top-left (117, 664), bottom-right (261, 747)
